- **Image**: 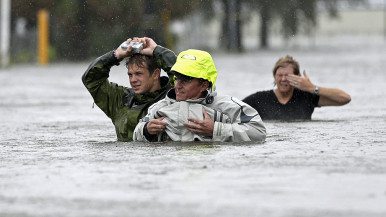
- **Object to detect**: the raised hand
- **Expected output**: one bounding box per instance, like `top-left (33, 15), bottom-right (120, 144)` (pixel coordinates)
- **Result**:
top-left (286, 70), bottom-right (315, 93)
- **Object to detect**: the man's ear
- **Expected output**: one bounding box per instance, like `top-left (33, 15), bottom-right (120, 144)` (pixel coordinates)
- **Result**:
top-left (202, 81), bottom-right (210, 90)
top-left (152, 68), bottom-right (161, 79)
top-left (206, 81), bottom-right (211, 89)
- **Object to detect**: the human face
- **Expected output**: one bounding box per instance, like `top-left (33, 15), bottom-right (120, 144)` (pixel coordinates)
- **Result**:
top-left (128, 64), bottom-right (159, 94)
top-left (274, 65), bottom-right (297, 94)
top-left (174, 78), bottom-right (208, 101)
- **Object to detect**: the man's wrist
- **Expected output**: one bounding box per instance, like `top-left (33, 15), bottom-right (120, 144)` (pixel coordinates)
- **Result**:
top-left (143, 122), bottom-right (156, 141)
top-left (113, 49), bottom-right (123, 61)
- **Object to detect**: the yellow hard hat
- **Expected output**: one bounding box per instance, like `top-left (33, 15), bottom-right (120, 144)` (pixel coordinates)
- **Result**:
top-left (171, 49), bottom-right (217, 88)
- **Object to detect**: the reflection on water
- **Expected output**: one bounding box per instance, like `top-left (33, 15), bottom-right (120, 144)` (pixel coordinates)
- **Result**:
top-left (1, 40), bottom-right (386, 216)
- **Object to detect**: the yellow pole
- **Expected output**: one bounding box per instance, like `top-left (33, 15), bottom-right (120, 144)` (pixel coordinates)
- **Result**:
top-left (37, 9), bottom-right (49, 65)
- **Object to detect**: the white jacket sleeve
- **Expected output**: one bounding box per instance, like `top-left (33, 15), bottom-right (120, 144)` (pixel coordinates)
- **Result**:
top-left (133, 121), bottom-right (147, 141)
top-left (133, 99), bottom-right (168, 142)
top-left (212, 97), bottom-right (266, 142)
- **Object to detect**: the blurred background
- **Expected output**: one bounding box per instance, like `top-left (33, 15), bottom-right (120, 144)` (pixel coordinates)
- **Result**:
top-left (0, 0), bottom-right (385, 65)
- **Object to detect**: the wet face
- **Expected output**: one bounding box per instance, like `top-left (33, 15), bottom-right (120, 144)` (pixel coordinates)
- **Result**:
top-left (274, 65), bottom-right (298, 94)
top-left (128, 64), bottom-right (159, 94)
top-left (174, 78), bottom-right (208, 101)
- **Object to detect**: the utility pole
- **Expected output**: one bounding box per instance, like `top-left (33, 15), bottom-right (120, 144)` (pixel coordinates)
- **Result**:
top-left (227, 0), bottom-right (238, 51)
top-left (1, 0), bottom-right (11, 67)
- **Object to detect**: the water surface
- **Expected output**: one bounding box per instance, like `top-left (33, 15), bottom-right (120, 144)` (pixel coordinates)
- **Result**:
top-left (1, 39), bottom-right (385, 217)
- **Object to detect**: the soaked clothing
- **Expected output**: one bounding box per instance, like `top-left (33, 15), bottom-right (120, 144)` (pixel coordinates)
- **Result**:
top-left (82, 46), bottom-right (176, 141)
top-left (133, 89), bottom-right (266, 142)
top-left (242, 88), bottom-right (320, 120)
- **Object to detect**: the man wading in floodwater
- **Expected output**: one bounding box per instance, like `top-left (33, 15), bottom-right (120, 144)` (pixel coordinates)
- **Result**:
top-left (133, 49), bottom-right (266, 142)
top-left (82, 37), bottom-right (176, 141)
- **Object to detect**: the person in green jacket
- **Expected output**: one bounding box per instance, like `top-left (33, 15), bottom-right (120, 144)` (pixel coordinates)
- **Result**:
top-left (82, 37), bottom-right (176, 141)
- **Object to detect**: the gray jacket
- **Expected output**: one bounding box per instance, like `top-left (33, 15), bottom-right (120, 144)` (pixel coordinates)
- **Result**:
top-left (133, 89), bottom-right (266, 142)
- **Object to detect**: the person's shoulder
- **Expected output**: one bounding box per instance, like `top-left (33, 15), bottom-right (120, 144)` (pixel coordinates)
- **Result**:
top-left (243, 89), bottom-right (273, 101)
top-left (107, 81), bottom-right (129, 94)
top-left (256, 89), bottom-right (274, 97)
top-left (293, 88), bottom-right (315, 98)
top-left (212, 94), bottom-right (247, 109)
top-left (212, 94), bottom-right (234, 103)
top-left (148, 97), bottom-right (168, 111)
top-left (250, 89), bottom-right (273, 96)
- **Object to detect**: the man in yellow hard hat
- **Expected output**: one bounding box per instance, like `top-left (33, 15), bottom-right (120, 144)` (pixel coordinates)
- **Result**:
top-left (133, 49), bottom-right (266, 142)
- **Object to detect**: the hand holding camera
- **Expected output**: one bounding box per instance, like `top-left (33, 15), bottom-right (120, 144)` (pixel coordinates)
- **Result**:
top-left (115, 37), bottom-right (157, 59)
top-left (120, 41), bottom-right (144, 53)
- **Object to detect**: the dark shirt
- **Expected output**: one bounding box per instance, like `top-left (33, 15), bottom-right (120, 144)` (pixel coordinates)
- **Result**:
top-left (242, 89), bottom-right (320, 120)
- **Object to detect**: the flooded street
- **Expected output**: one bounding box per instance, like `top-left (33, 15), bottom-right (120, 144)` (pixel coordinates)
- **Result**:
top-left (1, 37), bottom-right (386, 217)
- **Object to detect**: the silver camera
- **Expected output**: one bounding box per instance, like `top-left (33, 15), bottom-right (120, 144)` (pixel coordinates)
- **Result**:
top-left (120, 41), bottom-right (144, 53)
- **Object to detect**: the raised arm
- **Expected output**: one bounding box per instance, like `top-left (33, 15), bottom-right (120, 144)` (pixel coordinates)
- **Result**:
top-left (82, 49), bottom-right (126, 118)
top-left (137, 37), bottom-right (177, 74)
top-left (287, 70), bottom-right (351, 106)
top-left (317, 87), bottom-right (351, 106)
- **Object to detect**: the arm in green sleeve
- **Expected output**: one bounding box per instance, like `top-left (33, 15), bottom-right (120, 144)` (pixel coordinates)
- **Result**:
top-left (153, 45), bottom-right (177, 79)
top-left (82, 50), bottom-right (126, 118)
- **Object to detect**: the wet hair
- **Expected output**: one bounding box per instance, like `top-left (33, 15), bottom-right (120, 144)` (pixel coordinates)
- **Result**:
top-left (272, 55), bottom-right (300, 76)
top-left (125, 53), bottom-right (158, 75)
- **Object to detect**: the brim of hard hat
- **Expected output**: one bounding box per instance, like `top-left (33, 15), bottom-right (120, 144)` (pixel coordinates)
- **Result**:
top-left (171, 71), bottom-right (195, 82)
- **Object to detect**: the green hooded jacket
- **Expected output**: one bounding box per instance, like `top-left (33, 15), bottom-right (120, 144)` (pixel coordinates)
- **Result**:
top-left (82, 46), bottom-right (176, 141)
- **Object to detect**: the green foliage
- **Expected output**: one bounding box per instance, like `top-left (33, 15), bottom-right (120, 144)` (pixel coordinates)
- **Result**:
top-left (12, 50), bottom-right (35, 63)
top-left (48, 45), bottom-right (57, 61)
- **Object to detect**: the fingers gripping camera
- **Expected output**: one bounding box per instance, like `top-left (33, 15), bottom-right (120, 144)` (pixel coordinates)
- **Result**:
top-left (120, 41), bottom-right (144, 53)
